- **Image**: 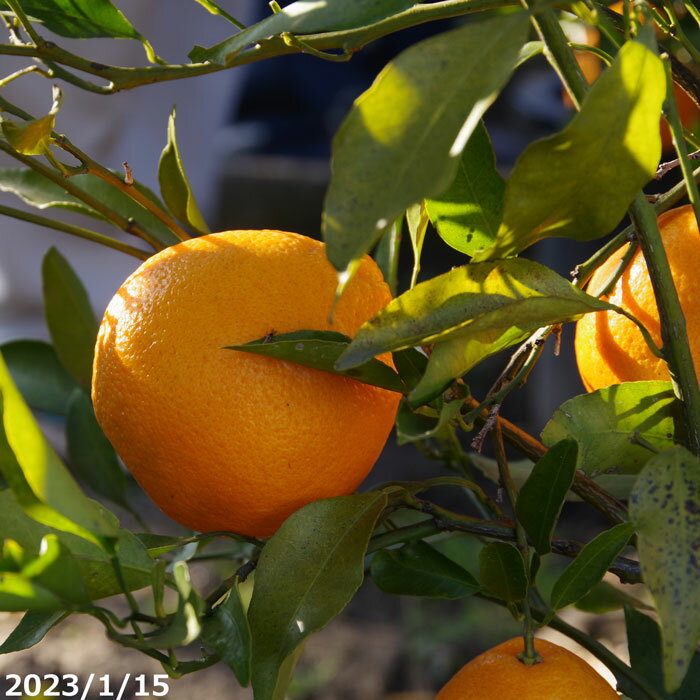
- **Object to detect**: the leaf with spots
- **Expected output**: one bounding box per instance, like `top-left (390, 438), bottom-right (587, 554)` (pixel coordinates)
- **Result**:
top-left (630, 447), bottom-right (700, 692)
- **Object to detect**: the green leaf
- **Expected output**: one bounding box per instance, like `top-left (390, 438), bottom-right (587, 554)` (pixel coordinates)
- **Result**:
top-left (541, 381), bottom-right (680, 475)
top-left (337, 258), bottom-right (613, 406)
top-left (0, 0), bottom-right (140, 38)
top-left (425, 120), bottom-right (505, 256)
top-left (395, 389), bottom-right (467, 445)
top-left (322, 13), bottom-right (529, 271)
top-left (550, 522), bottom-right (635, 611)
top-left (374, 218), bottom-right (401, 296)
top-left (625, 607), bottom-right (700, 700)
top-left (42, 248), bottom-right (99, 387)
top-left (248, 492), bottom-right (387, 700)
top-left (478, 542), bottom-right (527, 602)
top-left (201, 580), bottom-right (252, 686)
top-left (0, 572), bottom-right (64, 612)
top-left (515, 439), bottom-right (578, 555)
top-left (575, 580), bottom-right (651, 614)
top-left (189, 0), bottom-right (416, 64)
top-left (65, 389), bottom-right (130, 510)
top-left (0, 610), bottom-right (66, 653)
top-left (191, 0), bottom-right (244, 27)
top-left (391, 348), bottom-right (428, 392)
top-left (227, 330), bottom-right (405, 394)
top-left (473, 40), bottom-right (665, 260)
top-left (0, 354), bottom-right (118, 544)
top-left (0, 340), bottom-right (78, 415)
top-left (370, 540), bottom-right (479, 599)
top-left (21, 535), bottom-right (89, 607)
top-left (406, 201), bottom-right (429, 288)
top-left (0, 168), bottom-right (181, 248)
top-left (630, 447), bottom-right (700, 692)
top-left (0, 491), bottom-right (152, 599)
top-left (158, 109), bottom-right (210, 236)
top-left (1, 115), bottom-right (54, 156)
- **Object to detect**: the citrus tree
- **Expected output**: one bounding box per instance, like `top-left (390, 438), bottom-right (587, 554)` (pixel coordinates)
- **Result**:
top-left (0, 0), bottom-right (699, 698)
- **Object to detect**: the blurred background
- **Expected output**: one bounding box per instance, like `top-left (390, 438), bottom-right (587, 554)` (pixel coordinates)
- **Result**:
top-left (0, 1), bottom-right (694, 697)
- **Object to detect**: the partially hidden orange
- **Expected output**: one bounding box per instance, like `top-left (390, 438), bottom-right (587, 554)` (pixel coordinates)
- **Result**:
top-left (436, 637), bottom-right (619, 699)
top-left (575, 205), bottom-right (700, 392)
top-left (91, 230), bottom-right (401, 537)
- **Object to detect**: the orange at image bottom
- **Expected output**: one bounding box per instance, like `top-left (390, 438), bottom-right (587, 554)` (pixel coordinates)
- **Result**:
top-left (436, 637), bottom-right (619, 699)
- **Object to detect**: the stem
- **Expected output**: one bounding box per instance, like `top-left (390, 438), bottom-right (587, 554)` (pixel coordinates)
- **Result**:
top-left (663, 0), bottom-right (700, 66)
top-left (0, 204), bottom-right (150, 259)
top-left (628, 194), bottom-right (700, 455)
top-left (4, 0), bottom-right (43, 45)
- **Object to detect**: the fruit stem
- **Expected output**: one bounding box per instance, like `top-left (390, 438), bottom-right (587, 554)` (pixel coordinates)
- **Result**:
top-left (628, 194), bottom-right (700, 455)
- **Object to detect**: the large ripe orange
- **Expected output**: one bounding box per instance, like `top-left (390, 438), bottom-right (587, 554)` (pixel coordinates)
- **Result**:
top-left (575, 205), bottom-right (700, 392)
top-left (92, 230), bottom-right (400, 537)
top-left (436, 637), bottom-right (619, 699)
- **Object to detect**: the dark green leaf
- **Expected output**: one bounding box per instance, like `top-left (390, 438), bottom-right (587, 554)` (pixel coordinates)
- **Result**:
top-left (189, 0), bottom-right (416, 64)
top-left (630, 447), bottom-right (700, 692)
top-left (374, 218), bottom-right (401, 296)
top-left (396, 388), bottom-right (467, 445)
top-left (550, 522), bottom-right (635, 611)
top-left (0, 168), bottom-right (181, 248)
top-left (21, 535), bottom-right (89, 606)
top-left (0, 572), bottom-right (64, 612)
top-left (0, 0), bottom-right (140, 39)
top-left (42, 247), bottom-right (98, 387)
top-left (0, 490), bottom-right (152, 599)
top-left (479, 542), bottom-right (527, 602)
top-left (1, 115), bottom-right (54, 156)
top-left (473, 40), bottom-right (664, 260)
top-left (65, 389), bottom-right (130, 510)
top-left (515, 439), bottom-right (578, 555)
top-left (0, 354), bottom-right (118, 544)
top-left (322, 13), bottom-right (529, 271)
top-left (575, 581), bottom-right (651, 614)
top-left (158, 109), bottom-right (210, 236)
top-left (625, 607), bottom-right (700, 700)
top-left (425, 121), bottom-right (504, 256)
top-left (0, 610), bottom-right (66, 653)
top-left (201, 580), bottom-right (251, 686)
top-left (337, 259), bottom-right (613, 406)
top-left (0, 340), bottom-right (78, 415)
top-left (542, 381), bottom-right (680, 475)
top-left (248, 492), bottom-right (387, 700)
top-left (227, 330), bottom-right (405, 394)
top-left (370, 541), bottom-right (479, 599)
top-left (391, 348), bottom-right (428, 392)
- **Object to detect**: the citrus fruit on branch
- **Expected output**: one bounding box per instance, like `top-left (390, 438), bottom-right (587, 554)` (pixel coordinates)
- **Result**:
top-left (575, 204), bottom-right (700, 392)
top-left (91, 230), bottom-right (401, 537)
top-left (436, 637), bottom-right (619, 699)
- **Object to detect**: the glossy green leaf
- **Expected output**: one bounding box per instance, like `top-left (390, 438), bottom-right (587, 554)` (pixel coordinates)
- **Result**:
top-left (42, 248), bottom-right (98, 387)
top-left (550, 522), bottom-right (635, 611)
top-left (227, 330), bottom-right (405, 394)
top-left (625, 607), bottom-right (700, 700)
top-left (479, 542), bottom-right (527, 602)
top-left (248, 492), bottom-right (387, 700)
top-left (515, 439), bottom-right (578, 555)
top-left (0, 340), bottom-right (78, 415)
top-left (201, 580), bottom-right (252, 686)
top-left (630, 447), bottom-right (700, 692)
top-left (322, 13), bottom-right (529, 271)
top-left (473, 40), bottom-right (664, 260)
top-left (0, 610), bottom-right (66, 653)
top-left (0, 354), bottom-right (118, 544)
top-left (21, 535), bottom-right (89, 606)
top-left (189, 0), bottom-right (416, 64)
top-left (158, 109), bottom-right (210, 236)
top-left (0, 0), bottom-right (140, 38)
top-left (374, 218), bottom-right (402, 296)
top-left (370, 541), bottom-right (479, 599)
top-left (425, 121), bottom-right (504, 256)
top-left (337, 258), bottom-right (613, 406)
top-left (65, 389), bottom-right (130, 510)
top-left (0, 491), bottom-right (151, 599)
top-left (0, 168), bottom-right (181, 248)
top-left (542, 381), bottom-right (680, 475)
top-left (1, 115), bottom-right (54, 156)
top-left (575, 580), bottom-right (651, 614)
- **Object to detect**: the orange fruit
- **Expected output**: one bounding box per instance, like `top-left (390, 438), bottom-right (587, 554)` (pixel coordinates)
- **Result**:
top-left (92, 230), bottom-right (400, 537)
top-left (436, 637), bottom-right (619, 699)
top-left (575, 205), bottom-right (700, 392)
